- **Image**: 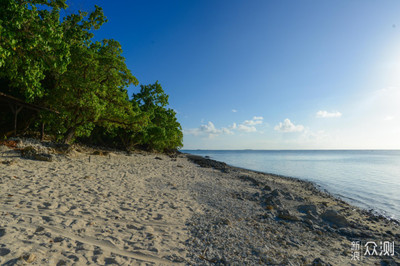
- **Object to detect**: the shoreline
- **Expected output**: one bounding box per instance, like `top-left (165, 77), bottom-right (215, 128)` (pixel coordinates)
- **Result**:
top-left (0, 141), bottom-right (399, 265)
top-left (183, 150), bottom-right (400, 223)
top-left (184, 153), bottom-right (399, 224)
top-left (184, 153), bottom-right (400, 264)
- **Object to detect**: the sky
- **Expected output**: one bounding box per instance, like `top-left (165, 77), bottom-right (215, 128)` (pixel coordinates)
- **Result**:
top-left (67, 0), bottom-right (400, 149)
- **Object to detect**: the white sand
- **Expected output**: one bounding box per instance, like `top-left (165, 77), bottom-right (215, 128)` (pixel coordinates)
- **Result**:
top-left (0, 146), bottom-right (200, 265)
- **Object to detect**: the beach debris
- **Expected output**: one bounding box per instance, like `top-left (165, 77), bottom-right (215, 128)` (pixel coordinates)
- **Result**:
top-left (20, 253), bottom-right (36, 263)
top-left (20, 146), bottom-right (53, 161)
top-left (83, 175), bottom-right (94, 180)
top-left (320, 209), bottom-right (349, 228)
top-left (155, 156), bottom-right (163, 160)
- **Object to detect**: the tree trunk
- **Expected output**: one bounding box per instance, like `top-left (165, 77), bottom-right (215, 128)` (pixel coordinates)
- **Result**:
top-left (63, 128), bottom-right (76, 144)
top-left (41, 122), bottom-right (45, 141)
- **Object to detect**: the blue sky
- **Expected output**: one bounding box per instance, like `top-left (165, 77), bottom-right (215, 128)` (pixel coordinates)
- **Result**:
top-left (68, 0), bottom-right (400, 149)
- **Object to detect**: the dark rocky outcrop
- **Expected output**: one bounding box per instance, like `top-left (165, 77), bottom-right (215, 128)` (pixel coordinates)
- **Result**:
top-left (186, 154), bottom-right (228, 172)
top-left (20, 146), bottom-right (53, 162)
top-left (320, 209), bottom-right (349, 228)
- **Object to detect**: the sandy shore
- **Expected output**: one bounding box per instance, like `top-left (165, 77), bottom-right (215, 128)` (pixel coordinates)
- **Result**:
top-left (0, 140), bottom-right (399, 265)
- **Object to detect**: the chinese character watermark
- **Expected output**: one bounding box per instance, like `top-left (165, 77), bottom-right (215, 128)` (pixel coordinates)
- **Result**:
top-left (351, 241), bottom-right (360, 261)
top-left (351, 241), bottom-right (395, 261)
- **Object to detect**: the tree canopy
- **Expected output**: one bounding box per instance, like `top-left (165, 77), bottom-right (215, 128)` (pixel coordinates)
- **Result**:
top-left (0, 0), bottom-right (183, 152)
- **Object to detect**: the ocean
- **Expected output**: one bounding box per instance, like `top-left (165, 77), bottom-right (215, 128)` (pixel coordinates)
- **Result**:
top-left (182, 150), bottom-right (400, 221)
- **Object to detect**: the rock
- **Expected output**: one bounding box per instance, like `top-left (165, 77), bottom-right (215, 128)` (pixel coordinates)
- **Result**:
top-left (186, 154), bottom-right (228, 172)
top-left (271, 189), bottom-right (281, 197)
top-left (1, 160), bottom-right (16, 166)
top-left (320, 209), bottom-right (349, 228)
top-left (238, 175), bottom-right (261, 186)
top-left (263, 195), bottom-right (283, 209)
top-left (0, 248), bottom-right (10, 256)
top-left (54, 143), bottom-right (71, 154)
top-left (311, 257), bottom-right (331, 266)
top-left (337, 228), bottom-right (369, 238)
top-left (21, 146), bottom-right (37, 158)
top-left (283, 192), bottom-right (294, 200)
top-left (303, 218), bottom-right (313, 227)
top-left (216, 218), bottom-right (232, 226)
top-left (21, 253), bottom-right (36, 263)
top-left (155, 156), bottom-right (163, 160)
top-left (263, 185), bottom-right (272, 191)
top-left (21, 146), bottom-right (53, 162)
top-left (386, 230), bottom-right (394, 236)
top-left (34, 153), bottom-right (53, 162)
top-left (277, 210), bottom-right (300, 221)
top-left (380, 257), bottom-right (398, 266)
top-left (265, 205), bottom-right (275, 210)
top-left (298, 204), bottom-right (318, 216)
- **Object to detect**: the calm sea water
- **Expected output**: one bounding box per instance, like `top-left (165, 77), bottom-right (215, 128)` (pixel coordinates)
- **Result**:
top-left (182, 150), bottom-right (400, 220)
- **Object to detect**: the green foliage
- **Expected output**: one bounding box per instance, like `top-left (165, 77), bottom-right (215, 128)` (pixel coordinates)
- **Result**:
top-left (131, 82), bottom-right (183, 151)
top-left (0, 0), bottom-right (69, 100)
top-left (0, 1), bottom-right (183, 151)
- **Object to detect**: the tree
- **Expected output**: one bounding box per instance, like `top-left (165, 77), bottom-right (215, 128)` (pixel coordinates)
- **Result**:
top-left (0, 0), bottom-right (69, 101)
top-left (0, 2), bottom-right (183, 151)
top-left (132, 82), bottom-right (183, 151)
top-left (49, 40), bottom-right (138, 143)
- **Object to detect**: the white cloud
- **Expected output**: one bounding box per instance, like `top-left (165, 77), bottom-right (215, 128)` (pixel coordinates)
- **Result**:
top-left (185, 115), bottom-right (264, 137)
top-left (384, 115), bottom-right (395, 121)
top-left (237, 124), bottom-right (257, 132)
top-left (316, 110), bottom-right (342, 118)
top-left (243, 120), bottom-right (262, 126)
top-left (274, 119), bottom-right (304, 133)
top-left (184, 121), bottom-right (233, 138)
top-left (232, 109), bottom-right (237, 113)
top-left (242, 116), bottom-right (264, 126)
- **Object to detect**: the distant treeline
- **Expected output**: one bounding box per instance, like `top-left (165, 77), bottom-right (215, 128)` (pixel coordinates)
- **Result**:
top-left (0, 0), bottom-right (182, 152)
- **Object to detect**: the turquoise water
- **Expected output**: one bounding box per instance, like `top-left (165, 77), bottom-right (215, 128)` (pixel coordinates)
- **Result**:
top-left (182, 150), bottom-right (400, 220)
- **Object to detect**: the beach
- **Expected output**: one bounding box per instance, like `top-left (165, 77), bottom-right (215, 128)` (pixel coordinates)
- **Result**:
top-left (0, 140), bottom-right (399, 265)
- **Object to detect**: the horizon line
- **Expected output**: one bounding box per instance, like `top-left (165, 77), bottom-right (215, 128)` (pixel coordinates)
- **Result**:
top-left (180, 149), bottom-right (400, 151)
